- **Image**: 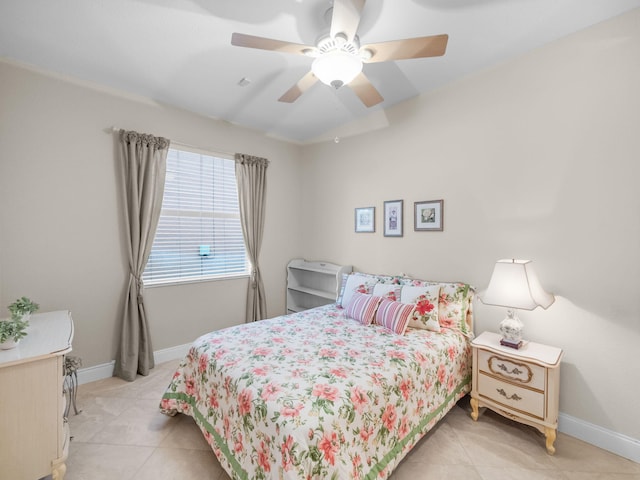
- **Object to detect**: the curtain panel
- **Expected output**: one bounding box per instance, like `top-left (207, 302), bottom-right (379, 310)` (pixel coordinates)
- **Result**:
top-left (114, 130), bottom-right (169, 381)
top-left (235, 153), bottom-right (269, 322)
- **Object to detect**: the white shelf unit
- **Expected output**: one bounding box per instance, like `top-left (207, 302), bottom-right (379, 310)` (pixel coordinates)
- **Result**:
top-left (286, 259), bottom-right (352, 313)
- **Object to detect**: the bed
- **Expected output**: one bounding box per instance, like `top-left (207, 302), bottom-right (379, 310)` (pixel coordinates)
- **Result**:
top-left (160, 273), bottom-right (474, 479)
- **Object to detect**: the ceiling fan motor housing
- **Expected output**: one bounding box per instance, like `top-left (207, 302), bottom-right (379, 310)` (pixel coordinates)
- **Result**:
top-left (317, 33), bottom-right (360, 55)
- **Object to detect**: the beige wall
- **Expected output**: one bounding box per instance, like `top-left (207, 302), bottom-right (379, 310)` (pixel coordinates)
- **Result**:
top-left (300, 10), bottom-right (640, 440)
top-left (0, 61), bottom-right (303, 368)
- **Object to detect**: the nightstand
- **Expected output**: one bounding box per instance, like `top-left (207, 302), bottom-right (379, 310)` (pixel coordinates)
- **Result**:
top-left (470, 331), bottom-right (563, 454)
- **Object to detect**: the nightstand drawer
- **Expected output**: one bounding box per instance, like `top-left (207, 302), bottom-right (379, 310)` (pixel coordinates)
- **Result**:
top-left (478, 371), bottom-right (544, 419)
top-left (478, 349), bottom-right (545, 390)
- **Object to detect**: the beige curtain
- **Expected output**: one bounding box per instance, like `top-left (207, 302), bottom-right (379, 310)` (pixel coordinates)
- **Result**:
top-left (235, 153), bottom-right (269, 322)
top-left (114, 130), bottom-right (169, 381)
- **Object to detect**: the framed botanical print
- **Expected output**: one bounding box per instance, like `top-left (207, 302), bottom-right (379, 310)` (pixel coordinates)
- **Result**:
top-left (414, 199), bottom-right (443, 231)
top-left (355, 206), bottom-right (375, 233)
top-left (383, 200), bottom-right (403, 237)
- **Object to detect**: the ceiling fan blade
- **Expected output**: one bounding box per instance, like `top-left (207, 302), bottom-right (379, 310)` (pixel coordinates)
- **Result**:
top-left (361, 34), bottom-right (448, 63)
top-left (278, 71), bottom-right (319, 103)
top-left (330, 0), bottom-right (366, 42)
top-left (231, 32), bottom-right (313, 56)
top-left (349, 72), bottom-right (383, 107)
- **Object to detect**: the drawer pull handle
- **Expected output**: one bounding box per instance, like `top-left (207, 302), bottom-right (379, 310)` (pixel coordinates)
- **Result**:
top-left (496, 388), bottom-right (522, 401)
top-left (498, 363), bottom-right (523, 376)
top-left (488, 355), bottom-right (533, 383)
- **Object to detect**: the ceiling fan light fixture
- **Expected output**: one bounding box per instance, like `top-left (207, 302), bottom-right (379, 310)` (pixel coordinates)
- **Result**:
top-left (312, 49), bottom-right (363, 89)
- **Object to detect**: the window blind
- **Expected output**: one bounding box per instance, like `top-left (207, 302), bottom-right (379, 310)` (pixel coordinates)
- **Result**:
top-left (142, 148), bottom-right (248, 285)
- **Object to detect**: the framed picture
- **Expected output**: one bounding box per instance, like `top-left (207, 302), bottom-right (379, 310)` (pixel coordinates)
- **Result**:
top-left (354, 206), bottom-right (375, 233)
top-left (414, 199), bottom-right (444, 231)
top-left (383, 200), bottom-right (403, 237)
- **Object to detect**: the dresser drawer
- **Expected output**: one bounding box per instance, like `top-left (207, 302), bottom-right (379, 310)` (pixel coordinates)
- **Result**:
top-left (478, 349), bottom-right (545, 390)
top-left (478, 371), bottom-right (545, 419)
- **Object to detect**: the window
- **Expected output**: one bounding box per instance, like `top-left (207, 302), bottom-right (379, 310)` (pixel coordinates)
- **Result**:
top-left (142, 146), bottom-right (248, 286)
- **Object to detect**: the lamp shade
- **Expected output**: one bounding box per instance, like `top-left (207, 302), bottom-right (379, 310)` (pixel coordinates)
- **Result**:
top-left (480, 259), bottom-right (555, 310)
top-left (312, 50), bottom-right (363, 89)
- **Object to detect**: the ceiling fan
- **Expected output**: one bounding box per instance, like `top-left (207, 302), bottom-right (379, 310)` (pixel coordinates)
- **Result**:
top-left (231, 0), bottom-right (448, 107)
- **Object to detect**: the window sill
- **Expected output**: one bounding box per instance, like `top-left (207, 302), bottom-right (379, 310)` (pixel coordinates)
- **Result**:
top-left (143, 273), bottom-right (250, 289)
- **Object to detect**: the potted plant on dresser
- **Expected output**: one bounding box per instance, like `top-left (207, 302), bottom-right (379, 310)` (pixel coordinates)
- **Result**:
top-left (0, 297), bottom-right (39, 350)
top-left (0, 317), bottom-right (29, 350)
top-left (8, 296), bottom-right (39, 322)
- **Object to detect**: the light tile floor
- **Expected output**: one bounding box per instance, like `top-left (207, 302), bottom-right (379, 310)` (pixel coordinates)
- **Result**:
top-left (64, 360), bottom-right (640, 480)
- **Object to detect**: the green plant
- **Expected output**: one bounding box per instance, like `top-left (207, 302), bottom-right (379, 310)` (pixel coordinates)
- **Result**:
top-left (0, 317), bottom-right (29, 343)
top-left (8, 296), bottom-right (39, 320)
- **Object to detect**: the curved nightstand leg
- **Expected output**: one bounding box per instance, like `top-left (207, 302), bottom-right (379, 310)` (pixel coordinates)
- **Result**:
top-left (544, 427), bottom-right (557, 455)
top-left (52, 461), bottom-right (66, 480)
top-left (470, 397), bottom-right (479, 421)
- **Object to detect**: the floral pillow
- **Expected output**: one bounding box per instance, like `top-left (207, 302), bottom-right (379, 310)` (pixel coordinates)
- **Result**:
top-left (372, 283), bottom-right (401, 302)
top-left (374, 298), bottom-right (415, 335)
top-left (391, 276), bottom-right (474, 333)
top-left (338, 273), bottom-right (383, 308)
top-left (438, 283), bottom-right (473, 335)
top-left (344, 293), bottom-right (382, 326)
top-left (400, 285), bottom-right (441, 332)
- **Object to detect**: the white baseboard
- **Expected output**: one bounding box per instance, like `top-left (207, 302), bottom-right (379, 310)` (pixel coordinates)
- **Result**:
top-left (559, 413), bottom-right (640, 464)
top-left (76, 343), bottom-right (191, 386)
top-left (76, 360), bottom-right (115, 385)
top-left (76, 348), bottom-right (639, 465)
top-left (153, 342), bottom-right (191, 365)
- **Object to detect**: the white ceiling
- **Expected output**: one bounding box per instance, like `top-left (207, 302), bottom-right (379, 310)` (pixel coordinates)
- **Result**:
top-left (1, 0), bottom-right (639, 144)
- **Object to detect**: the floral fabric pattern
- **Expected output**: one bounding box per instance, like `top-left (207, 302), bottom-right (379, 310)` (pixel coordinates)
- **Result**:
top-left (392, 277), bottom-right (474, 335)
top-left (372, 283), bottom-right (401, 302)
top-left (338, 273), bottom-right (389, 308)
top-left (160, 304), bottom-right (472, 480)
top-left (400, 285), bottom-right (441, 332)
top-left (438, 283), bottom-right (473, 336)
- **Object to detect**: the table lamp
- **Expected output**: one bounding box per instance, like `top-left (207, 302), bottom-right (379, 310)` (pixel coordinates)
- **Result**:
top-left (480, 259), bottom-right (555, 349)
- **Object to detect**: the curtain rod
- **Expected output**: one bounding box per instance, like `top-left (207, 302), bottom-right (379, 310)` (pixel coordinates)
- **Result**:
top-left (108, 126), bottom-right (237, 158)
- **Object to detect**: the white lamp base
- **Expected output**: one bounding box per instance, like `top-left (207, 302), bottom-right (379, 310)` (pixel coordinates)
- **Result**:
top-left (499, 309), bottom-right (524, 349)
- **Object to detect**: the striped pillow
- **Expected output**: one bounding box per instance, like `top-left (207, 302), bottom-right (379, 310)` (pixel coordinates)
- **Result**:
top-left (375, 299), bottom-right (415, 335)
top-left (345, 293), bottom-right (382, 326)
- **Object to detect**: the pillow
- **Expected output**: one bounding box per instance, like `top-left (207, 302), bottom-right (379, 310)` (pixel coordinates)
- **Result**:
top-left (393, 276), bottom-right (474, 334)
top-left (338, 273), bottom-right (381, 308)
top-left (400, 285), bottom-right (441, 332)
top-left (336, 273), bottom-right (350, 305)
top-left (438, 283), bottom-right (473, 335)
top-left (344, 293), bottom-right (382, 326)
top-left (374, 299), bottom-right (415, 335)
top-left (389, 275), bottom-right (428, 287)
top-left (372, 283), bottom-right (401, 302)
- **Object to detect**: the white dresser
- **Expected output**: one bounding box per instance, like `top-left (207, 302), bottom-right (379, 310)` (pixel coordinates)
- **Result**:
top-left (0, 310), bottom-right (74, 479)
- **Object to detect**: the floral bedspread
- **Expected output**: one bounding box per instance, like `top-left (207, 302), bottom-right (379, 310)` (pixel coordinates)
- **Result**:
top-left (160, 304), bottom-right (471, 479)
